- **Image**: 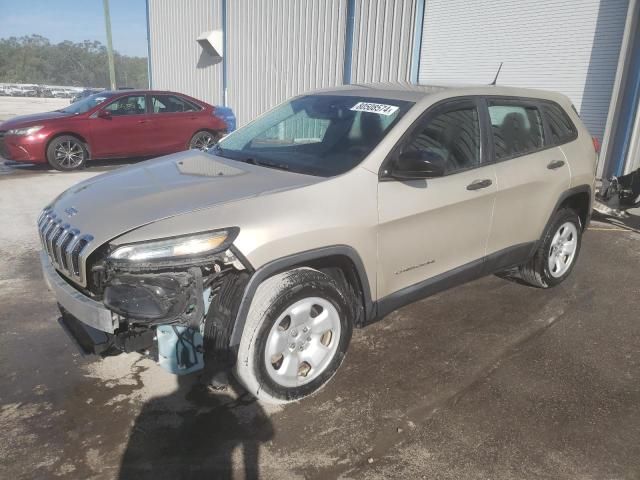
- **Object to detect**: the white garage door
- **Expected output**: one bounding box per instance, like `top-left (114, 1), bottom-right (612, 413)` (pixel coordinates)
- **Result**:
top-left (418, 0), bottom-right (629, 139)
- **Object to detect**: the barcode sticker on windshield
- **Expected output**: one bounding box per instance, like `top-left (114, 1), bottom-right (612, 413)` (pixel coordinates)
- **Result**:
top-left (350, 102), bottom-right (399, 116)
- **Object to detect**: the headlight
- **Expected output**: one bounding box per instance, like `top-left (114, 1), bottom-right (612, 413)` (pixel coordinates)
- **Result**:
top-left (108, 229), bottom-right (238, 263)
top-left (7, 125), bottom-right (44, 136)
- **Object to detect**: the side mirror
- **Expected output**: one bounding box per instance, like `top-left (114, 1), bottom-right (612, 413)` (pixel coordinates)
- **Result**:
top-left (97, 109), bottom-right (111, 119)
top-left (390, 150), bottom-right (446, 180)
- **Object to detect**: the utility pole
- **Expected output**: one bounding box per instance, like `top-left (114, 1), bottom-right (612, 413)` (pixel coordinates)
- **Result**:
top-left (103, 0), bottom-right (116, 90)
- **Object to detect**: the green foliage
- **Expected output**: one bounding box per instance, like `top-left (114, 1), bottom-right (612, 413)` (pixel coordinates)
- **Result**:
top-left (0, 35), bottom-right (148, 88)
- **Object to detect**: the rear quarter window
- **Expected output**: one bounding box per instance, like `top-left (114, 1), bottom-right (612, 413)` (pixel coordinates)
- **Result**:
top-left (542, 102), bottom-right (578, 145)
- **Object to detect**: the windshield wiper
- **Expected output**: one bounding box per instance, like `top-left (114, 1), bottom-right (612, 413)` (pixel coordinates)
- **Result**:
top-left (243, 157), bottom-right (290, 171)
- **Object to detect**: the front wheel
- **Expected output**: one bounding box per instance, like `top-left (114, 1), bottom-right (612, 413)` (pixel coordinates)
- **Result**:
top-left (189, 130), bottom-right (220, 151)
top-left (46, 135), bottom-right (88, 171)
top-left (234, 268), bottom-right (353, 404)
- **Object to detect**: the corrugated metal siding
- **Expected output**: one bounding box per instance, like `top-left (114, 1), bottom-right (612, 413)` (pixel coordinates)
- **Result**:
top-left (226, 0), bottom-right (347, 126)
top-left (351, 0), bottom-right (416, 83)
top-left (147, 0), bottom-right (223, 105)
top-left (418, 0), bottom-right (629, 139)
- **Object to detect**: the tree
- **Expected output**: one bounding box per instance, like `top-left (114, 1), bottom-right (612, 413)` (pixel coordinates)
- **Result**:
top-left (0, 35), bottom-right (148, 88)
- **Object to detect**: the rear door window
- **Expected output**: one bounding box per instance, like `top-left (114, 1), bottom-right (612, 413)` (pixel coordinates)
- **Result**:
top-left (488, 102), bottom-right (545, 160)
top-left (151, 95), bottom-right (200, 113)
top-left (542, 102), bottom-right (577, 145)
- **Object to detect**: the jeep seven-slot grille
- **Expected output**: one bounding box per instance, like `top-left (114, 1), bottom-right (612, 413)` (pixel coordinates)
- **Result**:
top-left (38, 207), bottom-right (93, 286)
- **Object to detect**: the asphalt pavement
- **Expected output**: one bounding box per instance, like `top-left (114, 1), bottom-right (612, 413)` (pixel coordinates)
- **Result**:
top-left (0, 164), bottom-right (639, 479)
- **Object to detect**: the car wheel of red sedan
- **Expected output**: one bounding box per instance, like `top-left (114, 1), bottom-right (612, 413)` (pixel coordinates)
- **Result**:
top-left (46, 135), bottom-right (88, 171)
top-left (189, 130), bottom-right (220, 151)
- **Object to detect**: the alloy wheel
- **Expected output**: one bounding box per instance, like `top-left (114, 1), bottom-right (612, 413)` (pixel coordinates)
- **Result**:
top-left (190, 132), bottom-right (216, 151)
top-left (53, 140), bottom-right (84, 169)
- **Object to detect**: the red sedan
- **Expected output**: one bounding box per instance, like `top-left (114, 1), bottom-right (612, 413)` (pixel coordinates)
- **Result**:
top-left (0, 90), bottom-right (232, 171)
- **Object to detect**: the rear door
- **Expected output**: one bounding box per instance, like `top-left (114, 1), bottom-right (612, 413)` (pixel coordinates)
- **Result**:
top-left (483, 98), bottom-right (571, 263)
top-left (90, 95), bottom-right (152, 157)
top-left (377, 98), bottom-right (497, 298)
top-left (148, 94), bottom-right (204, 154)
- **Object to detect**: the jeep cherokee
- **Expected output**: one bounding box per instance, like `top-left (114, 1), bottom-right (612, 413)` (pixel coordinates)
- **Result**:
top-left (38, 84), bottom-right (597, 404)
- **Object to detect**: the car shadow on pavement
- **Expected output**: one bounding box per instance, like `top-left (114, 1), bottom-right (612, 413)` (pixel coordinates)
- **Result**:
top-left (119, 373), bottom-right (274, 480)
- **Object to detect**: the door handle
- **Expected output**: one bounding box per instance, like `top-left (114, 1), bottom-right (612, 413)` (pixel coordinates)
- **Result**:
top-left (547, 159), bottom-right (565, 170)
top-left (137, 119), bottom-right (150, 124)
top-left (466, 179), bottom-right (493, 191)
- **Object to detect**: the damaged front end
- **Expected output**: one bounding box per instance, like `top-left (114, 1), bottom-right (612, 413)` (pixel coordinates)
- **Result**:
top-left (66, 228), bottom-right (251, 375)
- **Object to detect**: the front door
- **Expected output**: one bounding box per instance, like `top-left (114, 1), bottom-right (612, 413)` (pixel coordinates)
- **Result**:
top-left (90, 95), bottom-right (151, 158)
top-left (377, 99), bottom-right (497, 299)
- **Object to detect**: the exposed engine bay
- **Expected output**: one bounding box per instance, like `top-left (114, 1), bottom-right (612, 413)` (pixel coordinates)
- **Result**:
top-left (65, 245), bottom-right (251, 376)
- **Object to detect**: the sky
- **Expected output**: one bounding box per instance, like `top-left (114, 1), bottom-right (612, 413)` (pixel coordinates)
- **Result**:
top-left (0, 0), bottom-right (148, 57)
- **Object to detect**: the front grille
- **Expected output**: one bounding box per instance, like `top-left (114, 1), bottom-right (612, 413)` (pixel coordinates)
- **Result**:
top-left (38, 207), bottom-right (93, 286)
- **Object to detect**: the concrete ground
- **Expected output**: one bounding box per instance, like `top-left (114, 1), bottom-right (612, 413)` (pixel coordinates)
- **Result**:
top-left (0, 96), bottom-right (70, 121)
top-left (1, 164), bottom-right (640, 479)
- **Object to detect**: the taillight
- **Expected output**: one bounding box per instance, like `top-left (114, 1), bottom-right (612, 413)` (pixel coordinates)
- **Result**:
top-left (592, 136), bottom-right (601, 153)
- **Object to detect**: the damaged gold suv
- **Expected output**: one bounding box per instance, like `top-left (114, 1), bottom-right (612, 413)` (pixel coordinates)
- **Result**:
top-left (39, 84), bottom-right (597, 404)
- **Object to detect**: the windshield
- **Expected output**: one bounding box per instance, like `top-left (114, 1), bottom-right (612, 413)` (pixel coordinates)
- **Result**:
top-left (58, 92), bottom-right (115, 115)
top-left (213, 95), bottom-right (413, 177)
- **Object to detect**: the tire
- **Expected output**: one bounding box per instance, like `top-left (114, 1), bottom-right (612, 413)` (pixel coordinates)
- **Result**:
top-left (518, 208), bottom-right (582, 288)
top-left (233, 268), bottom-right (353, 404)
top-left (46, 135), bottom-right (88, 171)
top-left (189, 130), bottom-right (220, 151)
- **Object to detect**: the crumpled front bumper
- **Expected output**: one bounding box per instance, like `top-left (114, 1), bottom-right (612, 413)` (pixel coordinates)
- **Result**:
top-left (41, 251), bottom-right (118, 355)
top-left (41, 251), bottom-right (117, 333)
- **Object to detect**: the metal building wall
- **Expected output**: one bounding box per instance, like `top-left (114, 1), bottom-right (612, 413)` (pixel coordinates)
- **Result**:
top-left (226, 0), bottom-right (348, 126)
top-left (350, 0), bottom-right (417, 83)
top-left (147, 0), bottom-right (223, 105)
top-left (418, 0), bottom-right (629, 141)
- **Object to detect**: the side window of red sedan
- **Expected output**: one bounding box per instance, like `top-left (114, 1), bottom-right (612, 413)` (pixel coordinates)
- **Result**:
top-left (105, 96), bottom-right (147, 116)
top-left (151, 95), bottom-right (200, 114)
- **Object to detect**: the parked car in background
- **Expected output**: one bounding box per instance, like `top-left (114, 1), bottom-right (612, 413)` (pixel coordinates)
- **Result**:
top-left (0, 90), bottom-right (235, 170)
top-left (70, 89), bottom-right (104, 104)
top-left (36, 86), bottom-right (54, 98)
top-left (50, 89), bottom-right (71, 98)
top-left (22, 87), bottom-right (38, 97)
top-left (38, 84), bottom-right (597, 404)
top-left (8, 85), bottom-right (25, 96)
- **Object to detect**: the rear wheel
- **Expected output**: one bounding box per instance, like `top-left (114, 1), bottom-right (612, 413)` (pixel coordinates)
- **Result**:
top-left (46, 135), bottom-right (88, 171)
top-left (189, 130), bottom-right (220, 151)
top-left (518, 208), bottom-right (582, 288)
top-left (234, 268), bottom-right (353, 404)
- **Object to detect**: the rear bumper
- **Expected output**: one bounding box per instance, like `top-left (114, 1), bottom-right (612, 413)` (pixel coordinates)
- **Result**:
top-left (41, 251), bottom-right (117, 333)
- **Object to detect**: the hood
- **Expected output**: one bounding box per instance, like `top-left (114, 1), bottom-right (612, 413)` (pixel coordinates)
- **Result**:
top-left (49, 150), bottom-right (323, 249)
top-left (1, 111), bottom-right (73, 129)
